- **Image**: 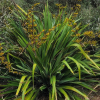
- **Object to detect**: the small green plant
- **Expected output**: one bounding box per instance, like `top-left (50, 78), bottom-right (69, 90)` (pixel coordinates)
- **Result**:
top-left (1, 2), bottom-right (100, 100)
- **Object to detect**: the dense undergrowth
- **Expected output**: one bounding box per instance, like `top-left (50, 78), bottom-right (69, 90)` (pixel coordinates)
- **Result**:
top-left (0, 0), bottom-right (100, 100)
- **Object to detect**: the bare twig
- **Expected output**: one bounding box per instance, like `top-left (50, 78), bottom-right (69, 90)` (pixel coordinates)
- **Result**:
top-left (88, 84), bottom-right (100, 96)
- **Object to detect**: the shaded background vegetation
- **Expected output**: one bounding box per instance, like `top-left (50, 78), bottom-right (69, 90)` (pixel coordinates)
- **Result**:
top-left (1, 0), bottom-right (100, 32)
top-left (0, 0), bottom-right (100, 53)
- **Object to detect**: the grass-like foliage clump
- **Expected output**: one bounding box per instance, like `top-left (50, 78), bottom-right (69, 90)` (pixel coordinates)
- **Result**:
top-left (0, 2), bottom-right (100, 100)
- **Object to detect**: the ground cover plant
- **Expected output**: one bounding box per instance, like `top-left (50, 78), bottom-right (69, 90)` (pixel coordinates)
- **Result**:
top-left (0, 2), bottom-right (100, 100)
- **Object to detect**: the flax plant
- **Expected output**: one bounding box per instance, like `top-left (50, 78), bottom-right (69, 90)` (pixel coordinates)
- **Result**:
top-left (1, 3), bottom-right (100, 100)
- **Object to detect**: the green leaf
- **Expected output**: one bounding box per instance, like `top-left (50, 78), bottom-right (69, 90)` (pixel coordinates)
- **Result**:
top-left (57, 87), bottom-right (70, 100)
top-left (25, 89), bottom-right (36, 100)
top-left (31, 89), bottom-right (39, 100)
top-left (25, 87), bottom-right (33, 95)
top-left (40, 85), bottom-right (46, 91)
top-left (16, 65), bottom-right (31, 72)
top-left (49, 92), bottom-right (52, 100)
top-left (78, 60), bottom-right (94, 74)
top-left (32, 63), bottom-right (37, 89)
top-left (67, 57), bottom-right (81, 80)
top-left (51, 76), bottom-right (56, 100)
top-left (59, 77), bottom-right (77, 84)
top-left (22, 76), bottom-right (31, 100)
top-left (71, 43), bottom-right (100, 70)
top-left (62, 60), bottom-right (74, 74)
top-left (71, 82), bottom-right (96, 92)
top-left (16, 75), bottom-right (27, 96)
top-left (73, 94), bottom-right (82, 100)
top-left (0, 89), bottom-right (16, 95)
top-left (62, 86), bottom-right (89, 100)
top-left (16, 4), bottom-right (27, 15)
